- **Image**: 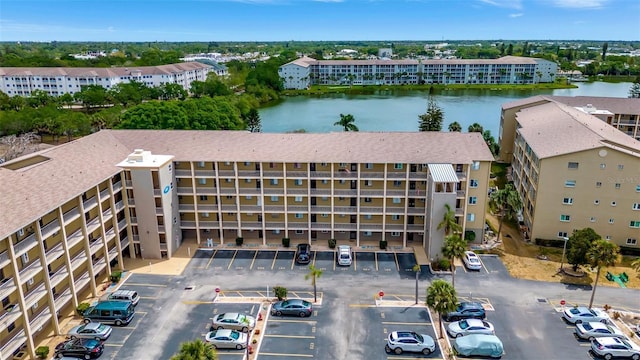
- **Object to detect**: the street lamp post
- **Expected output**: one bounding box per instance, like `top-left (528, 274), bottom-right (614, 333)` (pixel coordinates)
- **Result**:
top-left (559, 237), bottom-right (569, 273)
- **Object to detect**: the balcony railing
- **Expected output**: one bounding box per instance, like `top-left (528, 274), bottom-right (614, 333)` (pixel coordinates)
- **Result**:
top-left (0, 249), bottom-right (11, 268)
top-left (115, 200), bottom-right (125, 212)
top-left (175, 169), bottom-right (191, 177)
top-left (89, 238), bottom-right (103, 255)
top-left (218, 187), bottom-right (236, 195)
top-left (181, 221), bottom-right (196, 228)
top-left (0, 277), bottom-right (16, 301)
top-left (83, 196), bottom-right (98, 212)
top-left (70, 251), bottom-right (87, 271)
top-left (99, 188), bottom-right (110, 201)
top-left (237, 188), bottom-right (261, 195)
top-left (125, 180), bottom-right (133, 188)
top-left (0, 328), bottom-right (26, 357)
top-left (194, 187), bottom-right (217, 195)
top-left (46, 241), bottom-right (65, 264)
top-left (108, 247), bottom-right (118, 261)
top-left (197, 204), bottom-right (218, 212)
top-left (54, 288), bottom-right (73, 312)
top-left (49, 266), bottom-right (68, 288)
top-left (94, 257), bottom-right (107, 274)
top-left (198, 221), bottom-right (219, 228)
top-left (179, 204), bottom-right (195, 211)
top-left (19, 260), bottom-right (43, 285)
top-left (13, 232), bottom-right (38, 258)
top-left (62, 207), bottom-right (81, 224)
top-left (24, 282), bottom-right (47, 310)
top-left (105, 227), bottom-right (116, 241)
top-left (117, 218), bottom-right (127, 231)
top-left (30, 306), bottom-right (52, 333)
top-left (112, 180), bottom-right (123, 192)
top-left (177, 187), bottom-right (192, 195)
top-left (41, 219), bottom-right (61, 239)
top-left (85, 216), bottom-right (101, 234)
top-left (74, 271), bottom-right (91, 292)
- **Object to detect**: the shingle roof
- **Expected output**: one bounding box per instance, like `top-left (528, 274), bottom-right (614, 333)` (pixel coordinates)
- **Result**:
top-left (0, 62), bottom-right (211, 77)
top-left (515, 102), bottom-right (640, 159)
top-left (547, 96), bottom-right (640, 115)
top-left (284, 55), bottom-right (545, 67)
top-left (0, 130), bottom-right (492, 238)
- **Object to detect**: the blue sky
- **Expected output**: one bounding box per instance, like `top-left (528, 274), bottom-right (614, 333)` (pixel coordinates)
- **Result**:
top-left (0, 0), bottom-right (638, 42)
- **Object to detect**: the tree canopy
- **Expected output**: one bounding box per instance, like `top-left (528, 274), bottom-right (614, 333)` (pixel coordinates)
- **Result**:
top-left (567, 228), bottom-right (601, 271)
top-left (418, 97), bottom-right (443, 131)
top-left (334, 113), bottom-right (359, 131)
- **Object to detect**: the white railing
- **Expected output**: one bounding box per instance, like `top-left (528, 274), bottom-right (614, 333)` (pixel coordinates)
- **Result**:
top-left (83, 196), bottom-right (98, 212)
top-left (19, 260), bottom-right (43, 285)
top-left (13, 232), bottom-right (37, 258)
top-left (49, 266), bottom-right (68, 288)
top-left (41, 219), bottom-right (61, 239)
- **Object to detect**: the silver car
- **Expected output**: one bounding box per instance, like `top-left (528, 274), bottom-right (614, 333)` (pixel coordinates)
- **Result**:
top-left (385, 331), bottom-right (435, 355)
top-left (211, 313), bottom-right (256, 332)
top-left (575, 322), bottom-right (626, 341)
top-left (591, 336), bottom-right (640, 360)
top-left (562, 306), bottom-right (610, 324)
top-left (447, 319), bottom-right (495, 338)
top-left (337, 245), bottom-right (352, 266)
top-left (205, 329), bottom-right (248, 350)
top-left (68, 322), bottom-right (112, 341)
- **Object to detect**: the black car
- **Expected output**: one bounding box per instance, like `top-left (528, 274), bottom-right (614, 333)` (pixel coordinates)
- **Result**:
top-left (296, 243), bottom-right (311, 264)
top-left (443, 302), bottom-right (486, 322)
top-left (55, 338), bottom-right (104, 359)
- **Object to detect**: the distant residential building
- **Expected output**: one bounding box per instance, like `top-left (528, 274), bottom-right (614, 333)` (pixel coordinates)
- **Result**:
top-left (0, 62), bottom-right (214, 97)
top-left (498, 96), bottom-right (640, 248)
top-left (279, 56), bottom-right (558, 90)
top-left (71, 51), bottom-right (107, 60)
top-left (378, 48), bottom-right (393, 58)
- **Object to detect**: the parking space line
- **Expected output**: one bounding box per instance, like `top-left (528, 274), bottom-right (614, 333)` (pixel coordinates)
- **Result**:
top-left (226, 250), bottom-right (238, 270)
top-left (140, 296), bottom-right (158, 300)
top-left (264, 334), bottom-right (316, 339)
top-left (271, 250), bottom-right (278, 270)
top-left (103, 344), bottom-right (124, 347)
top-left (205, 249), bottom-right (218, 270)
top-left (260, 353), bottom-right (313, 358)
top-left (122, 283), bottom-right (166, 287)
top-left (312, 251), bottom-right (317, 267)
top-left (291, 253), bottom-right (296, 270)
top-left (249, 250), bottom-right (259, 269)
top-left (354, 252), bottom-right (357, 271)
top-left (387, 357), bottom-right (443, 360)
top-left (375, 252), bottom-right (379, 271)
top-left (394, 252), bottom-right (400, 271)
top-left (382, 321), bottom-right (432, 326)
top-left (480, 258), bottom-right (490, 273)
top-left (268, 319), bottom-right (317, 323)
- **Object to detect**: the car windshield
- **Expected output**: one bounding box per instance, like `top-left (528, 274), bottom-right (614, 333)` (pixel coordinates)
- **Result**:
top-left (469, 258), bottom-right (480, 263)
top-left (302, 300), bottom-right (311, 306)
top-left (459, 320), bottom-right (469, 329)
top-left (413, 333), bottom-right (423, 342)
top-left (97, 324), bottom-right (106, 331)
top-left (340, 253), bottom-right (349, 259)
top-left (237, 314), bottom-right (248, 323)
top-left (582, 323), bottom-right (593, 330)
top-left (229, 331), bottom-right (240, 340)
top-left (588, 309), bottom-right (599, 316)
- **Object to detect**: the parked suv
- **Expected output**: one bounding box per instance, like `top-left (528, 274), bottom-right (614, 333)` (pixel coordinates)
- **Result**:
top-left (590, 336), bottom-right (640, 359)
top-left (337, 245), bottom-right (353, 266)
top-left (385, 331), bottom-right (435, 355)
top-left (103, 289), bottom-right (140, 307)
top-left (443, 302), bottom-right (486, 322)
top-left (296, 244), bottom-right (311, 264)
top-left (83, 301), bottom-right (135, 326)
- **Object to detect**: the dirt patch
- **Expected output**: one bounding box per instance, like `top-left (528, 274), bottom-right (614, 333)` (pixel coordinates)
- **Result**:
top-left (485, 213), bottom-right (640, 290)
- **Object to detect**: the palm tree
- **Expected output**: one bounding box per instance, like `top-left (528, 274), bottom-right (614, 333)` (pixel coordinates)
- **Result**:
top-left (305, 264), bottom-right (323, 302)
top-left (334, 113), bottom-right (359, 131)
top-left (171, 339), bottom-right (217, 360)
top-left (587, 239), bottom-right (620, 308)
top-left (489, 184), bottom-right (522, 243)
top-left (441, 234), bottom-right (467, 288)
top-left (426, 279), bottom-right (458, 339)
top-left (632, 257), bottom-right (640, 273)
top-left (467, 123), bottom-right (484, 133)
top-left (437, 203), bottom-right (461, 235)
top-left (448, 122), bottom-right (462, 132)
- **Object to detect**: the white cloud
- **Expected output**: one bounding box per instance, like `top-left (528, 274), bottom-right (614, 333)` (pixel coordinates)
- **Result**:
top-left (550, 0), bottom-right (608, 9)
top-left (509, 13), bottom-right (523, 18)
top-left (477, 0), bottom-right (523, 10)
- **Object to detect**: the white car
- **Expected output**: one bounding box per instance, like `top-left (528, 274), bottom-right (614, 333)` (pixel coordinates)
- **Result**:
top-left (447, 319), bottom-right (495, 338)
top-left (205, 328), bottom-right (248, 349)
top-left (591, 336), bottom-right (640, 360)
top-left (575, 322), bottom-right (626, 341)
top-left (385, 331), bottom-right (436, 355)
top-left (562, 306), bottom-right (610, 324)
top-left (337, 245), bottom-right (352, 266)
top-left (463, 251), bottom-right (482, 271)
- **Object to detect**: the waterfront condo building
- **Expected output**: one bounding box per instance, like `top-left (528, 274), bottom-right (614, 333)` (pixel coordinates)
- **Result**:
top-left (0, 130), bottom-right (492, 358)
top-left (498, 96), bottom-right (640, 248)
top-left (0, 62), bottom-right (213, 98)
top-left (278, 56), bottom-right (558, 90)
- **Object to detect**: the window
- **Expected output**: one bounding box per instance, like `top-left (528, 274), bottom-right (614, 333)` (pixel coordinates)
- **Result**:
top-left (391, 232), bottom-right (401, 236)
top-left (364, 180), bottom-right (373, 187)
top-left (364, 231), bottom-right (372, 236)
top-left (600, 163), bottom-right (606, 169)
top-left (225, 178), bottom-right (232, 183)
top-left (294, 163), bottom-right (301, 169)
top-left (322, 179), bottom-right (328, 184)
top-left (467, 213), bottom-right (475, 222)
top-left (294, 196), bottom-right (303, 202)
top-left (364, 197), bottom-right (372, 203)
top-left (364, 214), bottom-right (372, 220)
top-left (557, 232), bottom-right (568, 238)
top-left (594, 200), bottom-right (600, 205)
top-left (615, 183), bottom-right (621, 189)
top-left (273, 229), bottom-right (280, 234)
top-left (636, 185), bottom-right (640, 192)
top-left (611, 201), bottom-right (617, 207)
top-left (605, 236), bottom-right (611, 240)
top-left (469, 179), bottom-right (478, 188)
top-left (627, 238), bottom-right (637, 245)
top-left (392, 198), bottom-right (401, 204)
top-left (321, 196), bottom-right (328, 201)
top-left (22, 253), bottom-right (29, 263)
top-left (468, 196), bottom-right (477, 205)
top-left (226, 195), bottom-right (233, 200)
top-left (17, 229), bottom-right (24, 237)
top-left (565, 180), bottom-right (576, 187)
top-left (203, 212), bottom-right (209, 217)
top-left (270, 179), bottom-right (278, 185)
top-left (590, 217), bottom-right (596, 222)
top-left (609, 218), bottom-right (615, 224)
top-left (198, 178), bottom-right (206, 185)
top-left (365, 163), bottom-right (373, 169)
top-left (197, 161), bottom-right (205, 168)
top-left (295, 179), bottom-right (303, 186)
top-left (596, 182), bottom-right (602, 188)
top-left (568, 162), bottom-right (579, 169)
top-left (270, 196), bottom-right (278, 202)
top-left (321, 214), bottom-right (328, 218)
top-left (630, 221), bottom-right (640, 228)
top-left (295, 230), bottom-right (304, 234)
top-left (245, 196), bottom-right (252, 200)
top-left (339, 180), bottom-right (346, 184)
top-left (245, 179), bottom-right (251, 183)
top-left (320, 162), bottom-right (327, 167)
top-left (560, 215), bottom-right (570, 222)
top-left (471, 161), bottom-right (480, 170)
top-left (562, 198), bottom-right (573, 205)
top-left (633, 203), bottom-right (640, 210)
top-left (391, 215), bottom-right (400, 220)
top-left (244, 162), bottom-right (250, 166)
top-left (269, 162), bottom-right (275, 168)
top-left (618, 164), bottom-right (624, 170)
top-left (295, 213), bottom-right (303, 219)
top-left (394, 163), bottom-right (403, 169)
top-left (393, 180), bottom-right (402, 187)
top-left (27, 278), bottom-right (34, 286)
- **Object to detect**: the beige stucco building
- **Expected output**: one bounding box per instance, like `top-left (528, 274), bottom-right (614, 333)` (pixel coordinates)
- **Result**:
top-left (0, 130), bottom-right (492, 358)
top-left (498, 97), bottom-right (640, 248)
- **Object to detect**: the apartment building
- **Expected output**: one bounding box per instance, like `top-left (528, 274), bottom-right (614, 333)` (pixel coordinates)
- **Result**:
top-left (0, 62), bottom-right (213, 98)
top-left (0, 130), bottom-right (492, 359)
top-left (278, 55), bottom-right (558, 90)
top-left (498, 99), bottom-right (640, 248)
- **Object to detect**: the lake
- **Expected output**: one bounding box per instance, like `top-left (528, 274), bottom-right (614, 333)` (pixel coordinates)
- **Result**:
top-left (259, 82), bottom-right (633, 136)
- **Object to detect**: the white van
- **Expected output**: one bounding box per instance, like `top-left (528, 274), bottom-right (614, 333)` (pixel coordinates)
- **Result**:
top-left (104, 289), bottom-right (140, 307)
top-left (337, 245), bottom-right (353, 266)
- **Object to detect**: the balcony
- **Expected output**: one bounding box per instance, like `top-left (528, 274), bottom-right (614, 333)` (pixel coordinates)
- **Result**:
top-left (359, 223), bottom-right (384, 231)
top-left (309, 188), bottom-right (330, 196)
top-left (386, 172), bottom-right (406, 179)
top-left (288, 222), bottom-right (308, 229)
top-left (309, 206), bottom-right (331, 213)
top-left (0, 277), bottom-right (16, 301)
top-left (83, 196), bottom-right (98, 212)
top-left (19, 260), bottom-right (43, 285)
top-left (13, 232), bottom-right (38, 258)
top-left (105, 228), bottom-right (116, 241)
top-left (241, 222), bottom-right (262, 229)
top-left (309, 171), bottom-right (332, 178)
top-left (41, 219), bottom-right (62, 239)
top-left (287, 205), bottom-right (307, 213)
top-left (456, 172), bottom-right (467, 181)
top-left (89, 238), bottom-right (103, 255)
top-left (334, 189), bottom-right (357, 196)
top-left (70, 251), bottom-right (87, 271)
top-left (120, 237), bottom-right (130, 250)
top-left (0, 328), bottom-right (26, 357)
top-left (49, 266), bottom-right (68, 288)
top-left (99, 188), bottom-right (110, 201)
top-left (239, 205), bottom-right (261, 212)
top-left (158, 226), bottom-right (165, 233)
top-left (108, 247), bottom-right (118, 261)
top-left (408, 172), bottom-right (428, 179)
top-left (218, 170), bottom-right (234, 177)
top-left (179, 204), bottom-right (195, 212)
top-left (24, 281), bottom-right (47, 310)
top-left (154, 189), bottom-right (161, 196)
top-left (287, 171), bottom-right (307, 178)
top-left (264, 222), bottom-right (285, 229)
top-left (309, 223), bottom-right (331, 230)
top-left (45, 241), bottom-right (65, 264)
top-left (407, 207), bottom-right (426, 215)
top-left (262, 171), bottom-right (283, 177)
top-left (102, 208), bottom-right (113, 222)
top-left (334, 171), bottom-right (357, 179)
top-left (0, 249), bottom-right (10, 268)
top-left (198, 221), bottom-right (219, 229)
top-left (115, 200), bottom-right (125, 212)
top-left (130, 217), bottom-right (138, 224)
top-left (94, 257), bottom-right (107, 274)
top-left (334, 206), bottom-right (357, 213)
top-left (194, 170), bottom-right (214, 177)
top-left (156, 207), bottom-right (163, 215)
top-left (117, 219), bottom-right (127, 231)
top-left (30, 306), bottom-right (52, 333)
top-left (197, 204), bottom-right (218, 212)
top-left (177, 187), bottom-right (193, 195)
top-left (127, 198), bottom-right (136, 206)
top-left (74, 271), bottom-right (91, 292)
top-left (358, 171), bottom-right (384, 179)
top-left (218, 187), bottom-right (236, 195)
top-left (175, 169), bottom-right (192, 177)
top-left (263, 188), bottom-right (285, 195)
top-left (220, 204), bottom-right (236, 212)
top-left (237, 170), bottom-right (260, 177)
top-left (221, 221), bottom-right (238, 229)
top-left (181, 221), bottom-right (196, 228)
top-left (237, 188), bottom-right (261, 196)
top-left (263, 205), bottom-right (285, 212)
top-left (86, 216), bottom-right (101, 234)
top-left (333, 223), bottom-right (357, 230)
top-left (113, 180), bottom-right (123, 192)
top-left (360, 189), bottom-right (385, 196)
top-left (194, 187), bottom-right (217, 195)
top-left (407, 224), bottom-right (426, 231)
top-left (54, 288), bottom-right (73, 312)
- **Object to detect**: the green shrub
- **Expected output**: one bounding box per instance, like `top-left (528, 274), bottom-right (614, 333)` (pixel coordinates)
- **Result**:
top-left (328, 238), bottom-right (336, 249)
top-left (273, 286), bottom-right (287, 300)
top-left (110, 270), bottom-right (122, 283)
top-left (35, 346), bottom-right (49, 359)
top-left (282, 237), bottom-right (290, 248)
top-left (76, 302), bottom-right (90, 316)
top-left (439, 258), bottom-right (451, 271)
top-left (379, 240), bottom-right (387, 250)
top-left (235, 237), bottom-right (244, 246)
top-left (464, 230), bottom-right (476, 242)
